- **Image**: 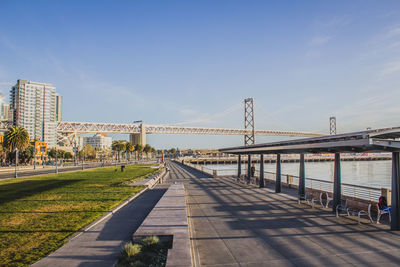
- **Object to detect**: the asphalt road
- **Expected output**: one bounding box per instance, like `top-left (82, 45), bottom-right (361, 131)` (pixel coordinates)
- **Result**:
top-left (0, 162), bottom-right (128, 180)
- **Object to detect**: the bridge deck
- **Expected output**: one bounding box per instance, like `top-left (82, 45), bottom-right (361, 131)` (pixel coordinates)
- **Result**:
top-left (167, 161), bottom-right (400, 267)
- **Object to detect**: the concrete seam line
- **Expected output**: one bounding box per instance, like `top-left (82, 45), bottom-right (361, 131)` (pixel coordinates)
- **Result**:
top-left (186, 188), bottom-right (198, 267)
top-left (68, 187), bottom-right (148, 241)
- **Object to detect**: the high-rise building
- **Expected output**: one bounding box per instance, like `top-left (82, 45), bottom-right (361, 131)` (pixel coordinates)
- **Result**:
top-left (3, 104), bottom-right (11, 121)
top-left (0, 93), bottom-right (6, 120)
top-left (10, 79), bottom-right (60, 147)
top-left (56, 93), bottom-right (62, 122)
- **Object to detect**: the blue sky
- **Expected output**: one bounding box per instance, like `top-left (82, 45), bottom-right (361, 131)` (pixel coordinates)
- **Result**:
top-left (0, 1), bottom-right (399, 148)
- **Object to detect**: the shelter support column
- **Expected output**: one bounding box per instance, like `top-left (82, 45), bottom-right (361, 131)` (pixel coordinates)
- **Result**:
top-left (276, 154), bottom-right (281, 193)
top-left (259, 154), bottom-right (264, 188)
top-left (332, 153), bottom-right (341, 212)
top-left (247, 155), bottom-right (251, 183)
top-left (237, 155), bottom-right (242, 179)
top-left (391, 152), bottom-right (400, 231)
top-left (298, 154), bottom-right (305, 199)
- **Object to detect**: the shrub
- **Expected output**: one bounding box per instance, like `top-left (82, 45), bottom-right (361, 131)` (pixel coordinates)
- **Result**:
top-left (124, 243), bottom-right (141, 257)
top-left (117, 235), bottom-right (167, 267)
top-left (141, 235), bottom-right (160, 248)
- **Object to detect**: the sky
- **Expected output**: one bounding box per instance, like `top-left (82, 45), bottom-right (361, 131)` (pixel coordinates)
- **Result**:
top-left (0, 0), bottom-right (399, 149)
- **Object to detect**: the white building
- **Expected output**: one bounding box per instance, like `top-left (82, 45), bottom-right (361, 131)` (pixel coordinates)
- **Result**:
top-left (10, 80), bottom-right (60, 147)
top-left (83, 134), bottom-right (112, 150)
top-left (0, 93), bottom-right (8, 120)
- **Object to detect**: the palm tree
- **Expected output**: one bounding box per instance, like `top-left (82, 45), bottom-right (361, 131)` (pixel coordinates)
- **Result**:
top-left (3, 126), bottom-right (30, 164)
top-left (135, 143), bottom-right (144, 160)
top-left (144, 144), bottom-right (152, 160)
top-left (125, 142), bottom-right (134, 161)
top-left (111, 140), bottom-right (126, 161)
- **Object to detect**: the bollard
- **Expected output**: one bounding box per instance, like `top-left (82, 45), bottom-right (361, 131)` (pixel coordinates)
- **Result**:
top-left (213, 170), bottom-right (218, 178)
top-left (287, 175), bottom-right (293, 188)
top-left (381, 188), bottom-right (391, 206)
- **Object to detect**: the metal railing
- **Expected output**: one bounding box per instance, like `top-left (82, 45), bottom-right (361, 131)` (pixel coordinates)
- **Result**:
top-left (184, 163), bottom-right (383, 202)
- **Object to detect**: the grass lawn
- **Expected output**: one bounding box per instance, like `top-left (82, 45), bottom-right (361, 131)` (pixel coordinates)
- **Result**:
top-left (0, 165), bottom-right (160, 266)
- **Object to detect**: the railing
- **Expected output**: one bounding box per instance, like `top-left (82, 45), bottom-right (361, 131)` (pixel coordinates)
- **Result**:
top-left (185, 162), bottom-right (215, 176)
top-left (184, 164), bottom-right (383, 202)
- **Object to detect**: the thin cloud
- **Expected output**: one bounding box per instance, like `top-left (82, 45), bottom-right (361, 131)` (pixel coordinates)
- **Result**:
top-left (379, 60), bottom-right (400, 77)
top-left (0, 82), bottom-right (13, 86)
top-left (174, 103), bottom-right (241, 126)
top-left (386, 26), bottom-right (400, 39)
top-left (309, 35), bottom-right (332, 46)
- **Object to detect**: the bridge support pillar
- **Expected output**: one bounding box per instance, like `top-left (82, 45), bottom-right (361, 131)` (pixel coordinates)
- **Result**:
top-left (391, 152), bottom-right (400, 230)
top-left (130, 124), bottom-right (146, 146)
top-left (276, 154), bottom-right (281, 193)
top-left (299, 153), bottom-right (305, 200)
top-left (332, 153), bottom-right (342, 212)
top-left (237, 155), bottom-right (241, 179)
top-left (259, 154), bottom-right (264, 188)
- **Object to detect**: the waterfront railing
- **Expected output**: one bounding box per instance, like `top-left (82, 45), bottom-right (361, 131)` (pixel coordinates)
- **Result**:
top-left (185, 162), bottom-right (383, 202)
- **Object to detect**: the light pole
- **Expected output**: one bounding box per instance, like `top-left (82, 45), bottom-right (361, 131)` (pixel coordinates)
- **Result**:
top-left (55, 147), bottom-right (58, 174)
top-left (14, 148), bottom-right (18, 178)
top-left (74, 141), bottom-right (77, 166)
top-left (82, 152), bottom-right (84, 170)
top-left (33, 144), bottom-right (36, 170)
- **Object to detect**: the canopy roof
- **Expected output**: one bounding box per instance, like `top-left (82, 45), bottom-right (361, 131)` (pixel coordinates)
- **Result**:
top-left (220, 126), bottom-right (400, 155)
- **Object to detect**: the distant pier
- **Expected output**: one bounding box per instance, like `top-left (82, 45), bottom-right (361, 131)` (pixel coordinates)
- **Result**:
top-left (185, 154), bottom-right (392, 165)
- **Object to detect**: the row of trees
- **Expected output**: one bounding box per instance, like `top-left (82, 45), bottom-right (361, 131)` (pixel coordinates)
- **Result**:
top-left (1, 126), bottom-right (162, 164)
top-left (1, 126), bottom-right (76, 164)
top-left (111, 141), bottom-right (156, 161)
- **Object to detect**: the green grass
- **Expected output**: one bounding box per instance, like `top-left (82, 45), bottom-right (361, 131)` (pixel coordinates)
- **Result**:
top-left (0, 165), bottom-right (160, 267)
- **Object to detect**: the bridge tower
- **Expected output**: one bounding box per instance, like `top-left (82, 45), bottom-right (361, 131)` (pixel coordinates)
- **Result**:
top-left (129, 123), bottom-right (146, 146)
top-left (330, 117), bottom-right (337, 135)
top-left (244, 98), bottom-right (255, 146)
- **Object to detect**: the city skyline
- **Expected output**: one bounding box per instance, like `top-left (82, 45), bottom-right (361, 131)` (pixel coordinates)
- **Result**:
top-left (0, 1), bottom-right (400, 148)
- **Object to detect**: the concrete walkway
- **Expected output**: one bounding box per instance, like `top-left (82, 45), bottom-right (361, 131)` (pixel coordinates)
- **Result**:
top-left (167, 161), bottom-right (400, 267)
top-left (32, 185), bottom-right (169, 267)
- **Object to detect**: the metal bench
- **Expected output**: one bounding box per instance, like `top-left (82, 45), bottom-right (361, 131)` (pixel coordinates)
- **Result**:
top-left (335, 199), bottom-right (349, 217)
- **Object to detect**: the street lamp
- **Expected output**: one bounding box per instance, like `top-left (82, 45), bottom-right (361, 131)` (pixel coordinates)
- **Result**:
top-left (14, 148), bottom-right (18, 178)
top-left (33, 144), bottom-right (36, 170)
top-left (55, 147), bottom-right (58, 174)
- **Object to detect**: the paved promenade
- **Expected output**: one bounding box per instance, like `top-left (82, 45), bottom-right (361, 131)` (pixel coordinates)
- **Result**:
top-left (32, 185), bottom-right (169, 267)
top-left (167, 161), bottom-right (400, 267)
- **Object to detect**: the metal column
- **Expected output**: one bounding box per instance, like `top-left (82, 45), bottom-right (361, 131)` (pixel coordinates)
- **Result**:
top-left (391, 152), bottom-right (400, 230)
top-left (332, 153), bottom-right (342, 212)
top-left (276, 154), bottom-right (281, 193)
top-left (259, 154), bottom-right (264, 188)
top-left (247, 154), bottom-right (251, 183)
top-left (298, 154), bottom-right (305, 199)
top-left (237, 155), bottom-right (242, 179)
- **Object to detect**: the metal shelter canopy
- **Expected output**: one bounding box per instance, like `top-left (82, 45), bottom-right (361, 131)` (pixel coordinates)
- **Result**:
top-left (219, 126), bottom-right (400, 155)
top-left (220, 126), bottom-right (400, 231)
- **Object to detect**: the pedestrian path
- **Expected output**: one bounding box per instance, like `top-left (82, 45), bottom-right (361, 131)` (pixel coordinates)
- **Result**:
top-left (32, 185), bottom-right (168, 267)
top-left (167, 161), bottom-right (400, 267)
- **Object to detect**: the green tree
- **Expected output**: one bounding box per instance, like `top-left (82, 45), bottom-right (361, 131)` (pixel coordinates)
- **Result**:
top-left (135, 143), bottom-right (144, 160)
top-left (112, 140), bottom-right (126, 161)
top-left (64, 152), bottom-right (73, 160)
top-left (125, 142), bottom-right (134, 161)
top-left (20, 145), bottom-right (35, 164)
top-left (3, 126), bottom-right (30, 164)
top-left (170, 148), bottom-right (176, 154)
top-left (48, 148), bottom-right (57, 159)
top-left (83, 144), bottom-right (96, 160)
top-left (144, 144), bottom-right (152, 159)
